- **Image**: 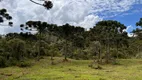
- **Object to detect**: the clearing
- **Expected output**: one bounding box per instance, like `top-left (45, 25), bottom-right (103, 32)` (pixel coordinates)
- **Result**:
top-left (0, 57), bottom-right (142, 80)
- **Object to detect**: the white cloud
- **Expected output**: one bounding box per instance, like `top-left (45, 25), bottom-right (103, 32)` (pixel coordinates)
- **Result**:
top-left (128, 33), bottom-right (134, 37)
top-left (124, 25), bottom-right (136, 37)
top-left (125, 25), bottom-right (134, 32)
top-left (0, 0), bottom-right (136, 34)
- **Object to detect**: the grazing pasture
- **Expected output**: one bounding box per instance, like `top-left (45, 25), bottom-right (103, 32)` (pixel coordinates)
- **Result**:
top-left (0, 57), bottom-right (142, 80)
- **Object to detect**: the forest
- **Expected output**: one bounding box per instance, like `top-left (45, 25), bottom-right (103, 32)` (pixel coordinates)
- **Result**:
top-left (0, 0), bottom-right (142, 80)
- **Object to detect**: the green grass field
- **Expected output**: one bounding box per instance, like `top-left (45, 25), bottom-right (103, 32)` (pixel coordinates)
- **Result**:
top-left (0, 57), bottom-right (142, 80)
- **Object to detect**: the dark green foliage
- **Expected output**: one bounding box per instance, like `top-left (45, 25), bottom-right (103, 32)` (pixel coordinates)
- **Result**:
top-left (43, 1), bottom-right (53, 9)
top-left (136, 18), bottom-right (142, 27)
top-left (72, 49), bottom-right (90, 60)
top-left (6, 38), bottom-right (26, 60)
top-left (0, 8), bottom-right (13, 26)
top-left (0, 18), bottom-right (142, 68)
top-left (135, 18), bottom-right (142, 40)
top-left (89, 20), bottom-right (128, 63)
top-left (0, 56), bottom-right (6, 68)
top-left (0, 0), bottom-right (142, 68)
top-left (132, 28), bottom-right (142, 40)
top-left (6, 57), bottom-right (17, 66)
top-left (17, 61), bottom-right (31, 68)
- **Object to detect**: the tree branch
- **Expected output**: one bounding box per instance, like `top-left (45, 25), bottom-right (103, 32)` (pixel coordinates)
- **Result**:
top-left (30, 0), bottom-right (43, 6)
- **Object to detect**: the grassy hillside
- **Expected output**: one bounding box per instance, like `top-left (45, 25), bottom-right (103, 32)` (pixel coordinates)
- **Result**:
top-left (0, 57), bottom-right (142, 80)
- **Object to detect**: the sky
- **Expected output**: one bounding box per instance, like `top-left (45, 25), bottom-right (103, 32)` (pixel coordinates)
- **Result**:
top-left (106, 4), bottom-right (142, 36)
top-left (0, 0), bottom-right (142, 36)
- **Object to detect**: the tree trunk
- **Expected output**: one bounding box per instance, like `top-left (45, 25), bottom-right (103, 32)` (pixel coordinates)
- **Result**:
top-left (98, 49), bottom-right (101, 64)
top-left (51, 54), bottom-right (54, 65)
top-left (37, 31), bottom-right (41, 61)
top-left (116, 44), bottom-right (119, 59)
top-left (105, 34), bottom-right (110, 64)
top-left (63, 40), bottom-right (68, 61)
top-left (105, 45), bottom-right (109, 64)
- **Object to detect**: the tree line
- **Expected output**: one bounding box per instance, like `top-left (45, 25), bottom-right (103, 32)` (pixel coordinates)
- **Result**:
top-left (0, 18), bottom-right (142, 67)
top-left (0, 0), bottom-right (142, 68)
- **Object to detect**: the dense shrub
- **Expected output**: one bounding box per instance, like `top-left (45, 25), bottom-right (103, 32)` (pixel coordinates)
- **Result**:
top-left (0, 56), bottom-right (6, 68)
top-left (17, 61), bottom-right (31, 68)
top-left (6, 57), bottom-right (17, 66)
top-left (6, 38), bottom-right (26, 60)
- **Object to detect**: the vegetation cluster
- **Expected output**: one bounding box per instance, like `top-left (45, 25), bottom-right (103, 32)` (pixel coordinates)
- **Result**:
top-left (0, 0), bottom-right (142, 68)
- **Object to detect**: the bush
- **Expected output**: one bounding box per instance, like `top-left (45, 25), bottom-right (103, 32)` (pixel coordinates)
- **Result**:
top-left (7, 38), bottom-right (26, 60)
top-left (6, 57), bottom-right (17, 66)
top-left (17, 61), bottom-right (31, 68)
top-left (88, 63), bottom-right (102, 70)
top-left (0, 56), bottom-right (6, 68)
